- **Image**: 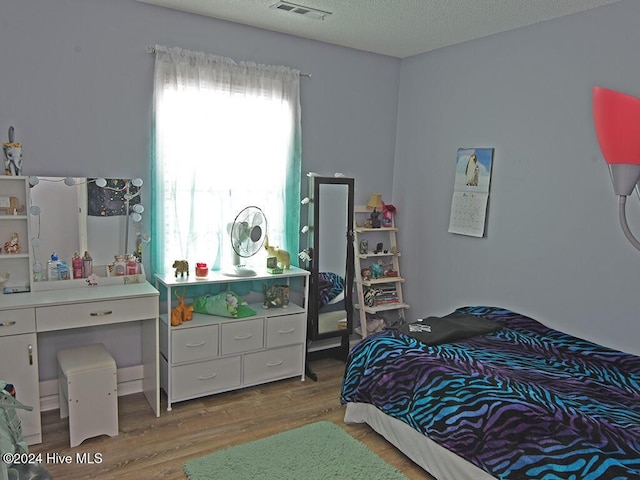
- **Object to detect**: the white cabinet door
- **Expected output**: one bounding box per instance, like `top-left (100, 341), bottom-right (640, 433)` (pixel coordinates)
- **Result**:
top-left (0, 333), bottom-right (41, 444)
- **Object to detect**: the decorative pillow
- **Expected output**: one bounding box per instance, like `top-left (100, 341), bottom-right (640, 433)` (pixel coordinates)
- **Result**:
top-left (192, 292), bottom-right (256, 318)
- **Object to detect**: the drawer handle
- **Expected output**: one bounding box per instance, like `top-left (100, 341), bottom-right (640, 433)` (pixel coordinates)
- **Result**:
top-left (90, 310), bottom-right (113, 317)
top-left (198, 373), bottom-right (217, 380)
top-left (267, 360), bottom-right (284, 367)
top-left (186, 341), bottom-right (206, 347)
top-left (234, 334), bottom-right (252, 340)
top-left (278, 328), bottom-right (295, 334)
top-left (0, 321), bottom-right (16, 327)
top-left (28, 344), bottom-right (33, 366)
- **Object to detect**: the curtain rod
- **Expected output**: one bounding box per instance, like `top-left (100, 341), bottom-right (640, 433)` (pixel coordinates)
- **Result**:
top-left (147, 46), bottom-right (311, 78)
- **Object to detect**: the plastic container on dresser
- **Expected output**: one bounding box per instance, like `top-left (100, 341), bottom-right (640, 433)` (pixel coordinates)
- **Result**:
top-left (353, 205), bottom-right (409, 338)
top-left (0, 176), bottom-right (32, 292)
top-left (155, 266), bottom-right (309, 411)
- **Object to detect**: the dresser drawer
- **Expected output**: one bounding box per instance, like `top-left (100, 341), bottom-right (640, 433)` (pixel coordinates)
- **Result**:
top-left (172, 324), bottom-right (218, 363)
top-left (0, 309), bottom-right (36, 336)
top-left (220, 318), bottom-right (264, 355)
top-left (266, 313), bottom-right (305, 348)
top-left (36, 296), bottom-right (157, 332)
top-left (243, 344), bottom-right (303, 385)
top-left (171, 356), bottom-right (241, 398)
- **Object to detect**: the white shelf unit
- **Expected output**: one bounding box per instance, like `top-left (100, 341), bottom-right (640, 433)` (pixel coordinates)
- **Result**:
top-left (353, 206), bottom-right (409, 337)
top-left (155, 267), bottom-right (309, 411)
top-left (0, 176), bottom-right (32, 291)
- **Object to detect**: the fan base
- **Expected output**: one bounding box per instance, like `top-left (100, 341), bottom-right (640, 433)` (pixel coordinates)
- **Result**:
top-left (222, 266), bottom-right (257, 277)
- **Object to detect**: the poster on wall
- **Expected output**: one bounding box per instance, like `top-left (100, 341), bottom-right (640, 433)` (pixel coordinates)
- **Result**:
top-left (87, 178), bottom-right (141, 217)
top-left (448, 147), bottom-right (494, 237)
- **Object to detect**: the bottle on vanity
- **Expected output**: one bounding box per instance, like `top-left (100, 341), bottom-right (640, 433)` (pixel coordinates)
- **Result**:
top-left (47, 253), bottom-right (59, 281)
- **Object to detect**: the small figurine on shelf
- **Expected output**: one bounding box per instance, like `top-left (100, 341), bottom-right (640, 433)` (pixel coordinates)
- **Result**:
top-left (171, 288), bottom-right (193, 326)
top-left (370, 208), bottom-right (382, 228)
top-left (2, 127), bottom-right (23, 176)
top-left (382, 202), bottom-right (396, 228)
top-left (86, 273), bottom-right (99, 287)
top-left (369, 261), bottom-right (384, 279)
top-left (264, 236), bottom-right (290, 270)
top-left (3, 232), bottom-right (20, 254)
top-left (172, 259), bottom-right (189, 278)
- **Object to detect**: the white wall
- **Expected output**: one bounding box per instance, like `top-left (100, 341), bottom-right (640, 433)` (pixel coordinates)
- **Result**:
top-left (1, 0), bottom-right (400, 378)
top-left (392, 0), bottom-right (640, 355)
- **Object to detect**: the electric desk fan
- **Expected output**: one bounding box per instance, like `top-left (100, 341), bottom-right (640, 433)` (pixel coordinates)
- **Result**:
top-left (223, 206), bottom-right (267, 277)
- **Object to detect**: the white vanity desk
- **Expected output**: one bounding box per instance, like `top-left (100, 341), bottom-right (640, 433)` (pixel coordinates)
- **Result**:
top-left (0, 282), bottom-right (159, 445)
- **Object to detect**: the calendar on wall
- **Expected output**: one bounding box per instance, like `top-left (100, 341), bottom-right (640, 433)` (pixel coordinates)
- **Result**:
top-left (448, 148), bottom-right (494, 237)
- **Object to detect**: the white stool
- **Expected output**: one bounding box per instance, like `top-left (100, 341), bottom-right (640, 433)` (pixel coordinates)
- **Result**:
top-left (57, 343), bottom-right (118, 447)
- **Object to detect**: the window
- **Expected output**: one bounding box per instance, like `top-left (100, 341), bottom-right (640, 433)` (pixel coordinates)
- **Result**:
top-left (151, 46), bottom-right (302, 275)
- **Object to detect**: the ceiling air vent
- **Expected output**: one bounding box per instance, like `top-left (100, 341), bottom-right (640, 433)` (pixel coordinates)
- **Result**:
top-left (270, 1), bottom-right (332, 20)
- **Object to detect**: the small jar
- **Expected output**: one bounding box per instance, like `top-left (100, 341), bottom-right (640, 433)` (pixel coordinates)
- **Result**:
top-left (82, 251), bottom-right (93, 278)
top-left (114, 255), bottom-right (126, 276)
top-left (126, 255), bottom-right (138, 275)
top-left (195, 263), bottom-right (208, 278)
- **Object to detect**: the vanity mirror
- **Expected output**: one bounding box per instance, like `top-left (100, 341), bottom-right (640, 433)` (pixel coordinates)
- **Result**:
top-left (28, 176), bottom-right (147, 290)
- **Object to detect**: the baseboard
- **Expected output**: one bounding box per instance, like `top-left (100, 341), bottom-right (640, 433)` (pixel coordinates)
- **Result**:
top-left (39, 364), bottom-right (144, 412)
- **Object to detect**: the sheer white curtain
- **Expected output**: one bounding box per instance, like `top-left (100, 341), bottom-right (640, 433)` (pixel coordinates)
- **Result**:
top-left (151, 45), bottom-right (302, 275)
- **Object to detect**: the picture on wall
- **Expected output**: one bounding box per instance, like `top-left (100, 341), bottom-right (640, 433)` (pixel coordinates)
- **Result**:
top-left (448, 147), bottom-right (494, 237)
top-left (87, 178), bottom-right (141, 217)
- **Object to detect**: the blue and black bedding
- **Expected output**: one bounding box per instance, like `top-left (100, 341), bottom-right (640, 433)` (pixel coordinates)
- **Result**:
top-left (341, 306), bottom-right (640, 479)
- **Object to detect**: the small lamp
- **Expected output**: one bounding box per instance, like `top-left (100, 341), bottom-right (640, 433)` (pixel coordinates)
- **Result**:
top-left (367, 193), bottom-right (383, 211)
top-left (593, 86), bottom-right (640, 251)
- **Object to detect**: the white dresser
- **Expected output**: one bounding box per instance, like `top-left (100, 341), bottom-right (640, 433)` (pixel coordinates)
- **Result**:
top-left (155, 267), bottom-right (309, 411)
top-left (0, 282), bottom-right (160, 445)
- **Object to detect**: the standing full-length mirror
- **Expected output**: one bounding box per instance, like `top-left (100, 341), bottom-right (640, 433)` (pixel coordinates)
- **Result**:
top-left (307, 176), bottom-right (354, 343)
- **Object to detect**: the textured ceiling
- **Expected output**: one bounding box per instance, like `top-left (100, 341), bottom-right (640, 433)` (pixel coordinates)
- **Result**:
top-left (137, 0), bottom-right (621, 58)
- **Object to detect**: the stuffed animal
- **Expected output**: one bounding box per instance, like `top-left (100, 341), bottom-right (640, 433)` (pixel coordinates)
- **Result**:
top-left (264, 236), bottom-right (290, 269)
top-left (226, 293), bottom-right (239, 316)
top-left (171, 288), bottom-right (193, 326)
top-left (369, 261), bottom-right (384, 279)
top-left (262, 283), bottom-right (290, 309)
top-left (172, 259), bottom-right (189, 277)
top-left (3, 232), bottom-right (20, 254)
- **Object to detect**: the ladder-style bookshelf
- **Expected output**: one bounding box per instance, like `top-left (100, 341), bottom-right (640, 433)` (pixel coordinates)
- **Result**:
top-left (353, 206), bottom-right (409, 337)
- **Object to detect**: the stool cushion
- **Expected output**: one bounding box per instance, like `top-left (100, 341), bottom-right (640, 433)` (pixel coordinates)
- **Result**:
top-left (57, 344), bottom-right (116, 375)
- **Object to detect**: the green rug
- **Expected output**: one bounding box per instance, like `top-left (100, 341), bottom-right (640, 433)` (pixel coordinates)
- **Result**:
top-left (184, 421), bottom-right (409, 480)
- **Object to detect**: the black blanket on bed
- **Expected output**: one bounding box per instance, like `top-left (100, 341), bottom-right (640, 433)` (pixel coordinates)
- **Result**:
top-left (397, 312), bottom-right (502, 345)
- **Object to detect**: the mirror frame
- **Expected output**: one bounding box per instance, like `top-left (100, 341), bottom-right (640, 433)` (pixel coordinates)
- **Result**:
top-left (307, 176), bottom-right (355, 341)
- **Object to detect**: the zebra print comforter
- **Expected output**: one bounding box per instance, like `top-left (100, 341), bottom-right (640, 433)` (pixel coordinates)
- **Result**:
top-left (341, 306), bottom-right (640, 479)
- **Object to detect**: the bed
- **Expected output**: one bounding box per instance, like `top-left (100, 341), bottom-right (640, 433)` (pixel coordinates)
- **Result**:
top-left (341, 306), bottom-right (640, 480)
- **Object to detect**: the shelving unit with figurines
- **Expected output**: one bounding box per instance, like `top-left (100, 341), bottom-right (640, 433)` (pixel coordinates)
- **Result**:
top-left (353, 200), bottom-right (409, 337)
top-left (0, 176), bottom-right (32, 293)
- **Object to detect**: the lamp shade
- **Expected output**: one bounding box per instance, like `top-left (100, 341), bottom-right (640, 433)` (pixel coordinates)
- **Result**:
top-left (593, 87), bottom-right (640, 165)
top-left (367, 193), bottom-right (383, 210)
top-left (593, 87), bottom-right (640, 196)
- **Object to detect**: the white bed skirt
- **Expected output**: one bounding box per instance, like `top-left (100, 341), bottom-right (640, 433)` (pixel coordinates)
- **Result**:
top-left (344, 402), bottom-right (495, 480)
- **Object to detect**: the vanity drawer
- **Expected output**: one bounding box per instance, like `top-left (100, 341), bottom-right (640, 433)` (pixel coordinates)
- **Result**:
top-left (243, 344), bottom-right (304, 385)
top-left (266, 313), bottom-right (305, 348)
top-left (220, 318), bottom-right (264, 355)
top-left (36, 296), bottom-right (157, 331)
top-left (172, 324), bottom-right (218, 364)
top-left (0, 309), bottom-right (36, 336)
top-left (171, 356), bottom-right (241, 398)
